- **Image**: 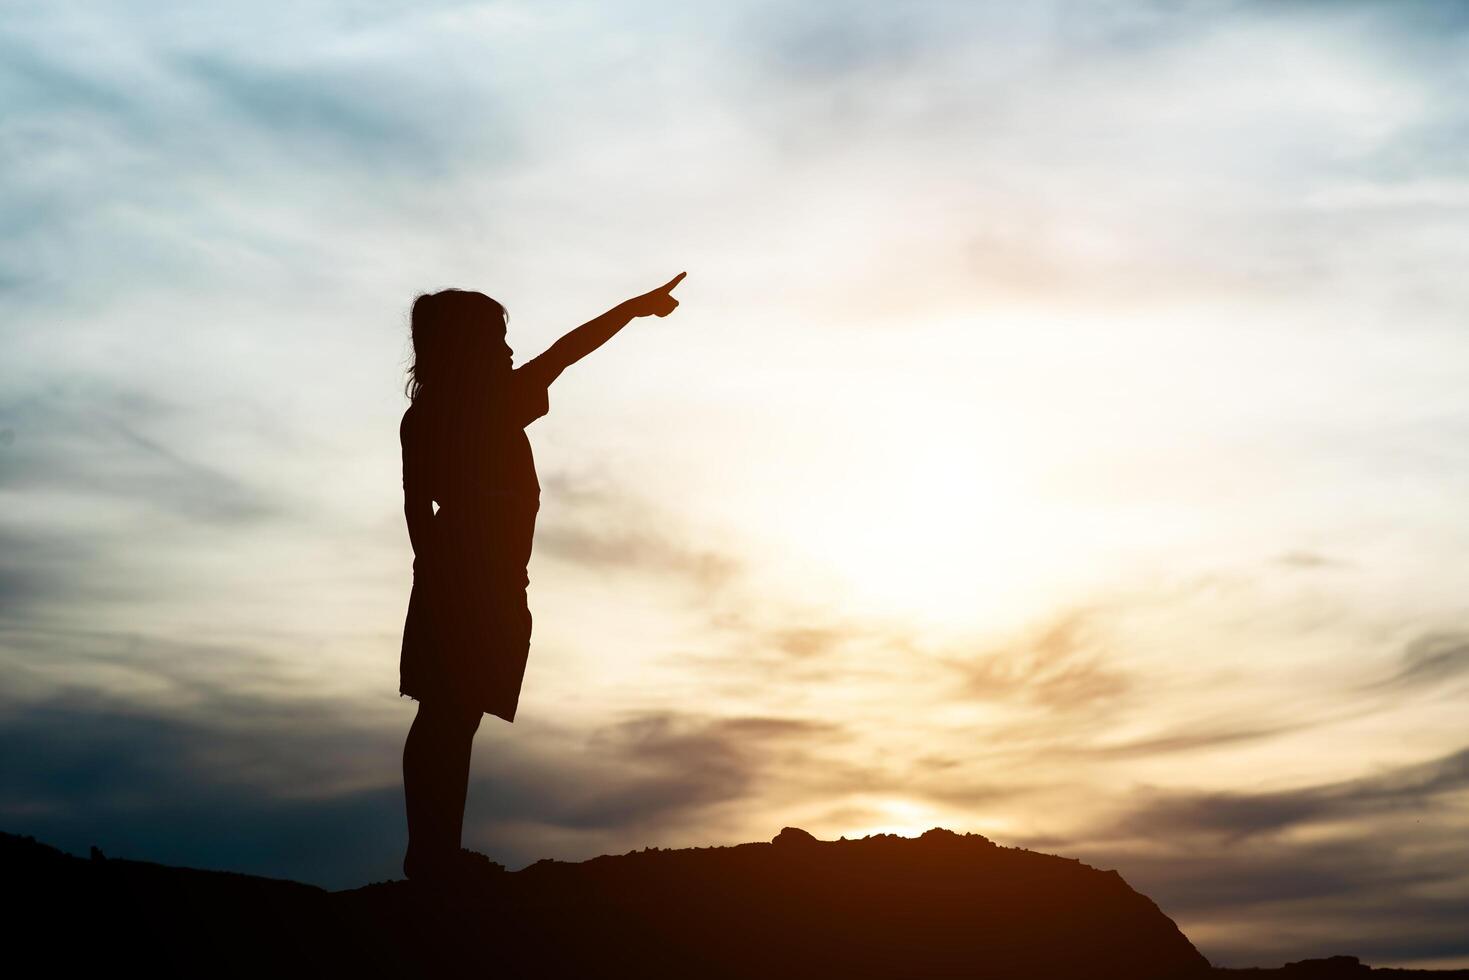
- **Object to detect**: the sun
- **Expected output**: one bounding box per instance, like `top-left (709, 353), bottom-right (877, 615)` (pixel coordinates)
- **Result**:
top-left (837, 798), bottom-right (947, 841)
top-left (781, 415), bottom-right (1036, 632)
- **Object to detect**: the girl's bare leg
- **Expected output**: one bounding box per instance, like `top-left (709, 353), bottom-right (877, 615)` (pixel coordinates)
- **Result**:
top-left (402, 699), bottom-right (482, 880)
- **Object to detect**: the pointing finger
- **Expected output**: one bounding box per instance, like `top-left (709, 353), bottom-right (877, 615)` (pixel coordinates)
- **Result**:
top-left (659, 271), bottom-right (687, 293)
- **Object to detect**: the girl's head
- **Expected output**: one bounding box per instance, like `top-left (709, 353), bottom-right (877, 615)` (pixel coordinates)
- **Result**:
top-left (405, 289), bottom-right (512, 401)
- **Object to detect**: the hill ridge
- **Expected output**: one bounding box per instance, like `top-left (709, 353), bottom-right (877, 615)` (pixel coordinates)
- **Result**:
top-left (7, 827), bottom-right (1465, 978)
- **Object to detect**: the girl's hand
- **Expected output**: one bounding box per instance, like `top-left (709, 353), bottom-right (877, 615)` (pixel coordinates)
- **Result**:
top-left (624, 272), bottom-right (686, 318)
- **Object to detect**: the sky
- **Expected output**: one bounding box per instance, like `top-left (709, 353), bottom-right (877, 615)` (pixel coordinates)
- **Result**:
top-left (3, 0), bottom-right (1469, 968)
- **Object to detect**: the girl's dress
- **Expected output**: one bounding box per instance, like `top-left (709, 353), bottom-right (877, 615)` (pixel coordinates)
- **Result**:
top-left (398, 370), bottom-right (550, 722)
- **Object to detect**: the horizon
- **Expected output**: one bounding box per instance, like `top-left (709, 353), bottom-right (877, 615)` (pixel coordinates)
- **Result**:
top-left (3, 0), bottom-right (1469, 970)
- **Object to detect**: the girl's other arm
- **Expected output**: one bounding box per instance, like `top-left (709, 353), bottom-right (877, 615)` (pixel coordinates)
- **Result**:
top-left (519, 272), bottom-right (685, 388)
top-left (401, 415), bottom-right (434, 567)
top-left (404, 493), bottom-right (433, 568)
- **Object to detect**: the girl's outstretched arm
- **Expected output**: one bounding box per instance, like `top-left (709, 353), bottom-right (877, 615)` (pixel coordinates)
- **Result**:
top-left (519, 272), bottom-right (685, 387)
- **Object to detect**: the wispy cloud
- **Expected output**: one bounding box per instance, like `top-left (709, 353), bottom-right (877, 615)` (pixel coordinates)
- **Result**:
top-left (1039, 742), bottom-right (1469, 966)
top-left (945, 612), bottom-right (1132, 713)
top-left (0, 380), bottom-right (279, 523)
top-left (534, 473), bottom-right (740, 588)
top-left (1110, 744), bottom-right (1469, 844)
top-left (1364, 631), bottom-right (1469, 694)
top-left (0, 624), bottom-right (845, 886)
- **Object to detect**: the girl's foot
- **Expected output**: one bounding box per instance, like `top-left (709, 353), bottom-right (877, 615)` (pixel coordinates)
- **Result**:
top-left (402, 843), bottom-right (454, 883)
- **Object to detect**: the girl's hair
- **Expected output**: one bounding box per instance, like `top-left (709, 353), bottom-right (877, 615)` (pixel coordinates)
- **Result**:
top-left (404, 289), bottom-right (509, 402)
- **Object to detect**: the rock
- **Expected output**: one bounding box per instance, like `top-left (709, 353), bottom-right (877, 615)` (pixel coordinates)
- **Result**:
top-left (1281, 955), bottom-right (1371, 976)
top-left (771, 826), bottom-right (819, 847)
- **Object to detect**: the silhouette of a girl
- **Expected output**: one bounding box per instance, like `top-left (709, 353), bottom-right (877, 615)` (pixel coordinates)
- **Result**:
top-left (398, 273), bottom-right (686, 883)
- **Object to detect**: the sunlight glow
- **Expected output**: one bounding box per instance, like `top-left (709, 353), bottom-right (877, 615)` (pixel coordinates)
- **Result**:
top-left (766, 401), bottom-right (1045, 632)
top-left (839, 798), bottom-right (947, 841)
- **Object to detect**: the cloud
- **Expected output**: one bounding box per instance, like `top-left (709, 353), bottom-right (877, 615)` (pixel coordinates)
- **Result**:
top-left (496, 710), bottom-right (841, 831)
top-left (761, 626), bottom-right (852, 659)
top-left (1365, 631), bottom-right (1469, 694)
top-left (1082, 831), bottom-right (1469, 967)
top-left (0, 378), bottom-right (292, 631)
top-left (1273, 550), bottom-right (1347, 569)
top-left (0, 379), bottom-right (279, 524)
top-left (1019, 742), bottom-right (1469, 966)
top-left (0, 681), bottom-right (409, 888)
top-left (0, 524), bottom-right (112, 614)
top-left (1074, 721), bottom-right (1317, 760)
top-left (944, 612), bottom-right (1132, 713)
top-left (1102, 743), bottom-right (1469, 845)
top-left (536, 521), bottom-right (739, 588)
top-left (534, 472), bottom-right (741, 588)
top-left (0, 620), bottom-right (844, 886)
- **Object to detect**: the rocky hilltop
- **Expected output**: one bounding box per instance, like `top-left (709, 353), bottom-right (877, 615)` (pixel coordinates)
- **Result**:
top-left (343, 825), bottom-right (1206, 979)
top-left (6, 826), bottom-right (1463, 978)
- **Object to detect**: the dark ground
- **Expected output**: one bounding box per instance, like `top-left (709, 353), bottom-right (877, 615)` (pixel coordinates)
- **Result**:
top-left (5, 826), bottom-right (1464, 979)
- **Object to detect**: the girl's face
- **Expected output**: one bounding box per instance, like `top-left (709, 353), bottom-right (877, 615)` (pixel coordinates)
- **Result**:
top-left (488, 329), bottom-right (513, 374)
top-left (456, 319), bottom-right (508, 371)
top-left (442, 326), bottom-right (511, 386)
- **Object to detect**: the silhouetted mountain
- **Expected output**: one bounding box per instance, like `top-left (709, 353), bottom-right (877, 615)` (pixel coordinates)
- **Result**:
top-left (6, 827), bottom-right (1465, 979)
top-left (1215, 955), bottom-right (1469, 978)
